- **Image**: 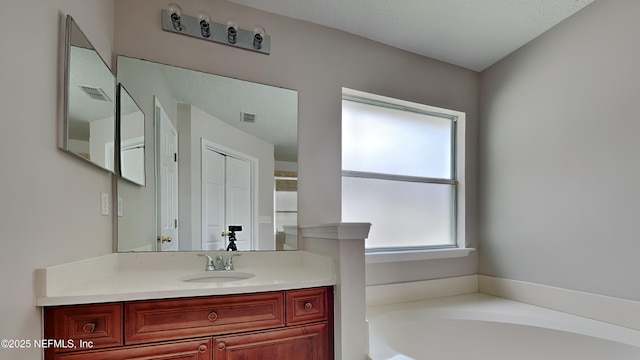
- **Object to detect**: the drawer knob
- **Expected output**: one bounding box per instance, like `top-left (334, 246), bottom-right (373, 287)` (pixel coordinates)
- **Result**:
top-left (82, 322), bottom-right (96, 333)
top-left (208, 311), bottom-right (218, 321)
top-left (198, 344), bottom-right (208, 353)
top-left (304, 302), bottom-right (313, 311)
top-left (217, 341), bottom-right (226, 350)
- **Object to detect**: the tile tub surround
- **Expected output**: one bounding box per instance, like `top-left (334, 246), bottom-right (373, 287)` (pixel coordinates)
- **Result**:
top-left (35, 251), bottom-right (335, 306)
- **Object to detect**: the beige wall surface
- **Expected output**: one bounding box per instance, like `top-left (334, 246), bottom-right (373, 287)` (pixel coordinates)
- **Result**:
top-left (479, 0), bottom-right (640, 301)
top-left (114, 0), bottom-right (480, 285)
top-left (0, 1), bottom-right (115, 359)
top-left (0, 1), bottom-right (479, 357)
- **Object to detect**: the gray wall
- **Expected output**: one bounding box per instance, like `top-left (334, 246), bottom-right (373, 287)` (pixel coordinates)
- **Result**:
top-left (0, 1), bottom-right (479, 354)
top-left (114, 0), bottom-right (480, 285)
top-left (479, 0), bottom-right (640, 301)
top-left (0, 1), bottom-right (115, 359)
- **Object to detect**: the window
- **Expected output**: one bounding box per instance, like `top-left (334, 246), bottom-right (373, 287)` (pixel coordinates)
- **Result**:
top-left (341, 88), bottom-right (466, 255)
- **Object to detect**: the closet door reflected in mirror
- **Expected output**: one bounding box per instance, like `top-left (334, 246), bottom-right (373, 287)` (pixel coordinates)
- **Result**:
top-left (60, 16), bottom-right (116, 172)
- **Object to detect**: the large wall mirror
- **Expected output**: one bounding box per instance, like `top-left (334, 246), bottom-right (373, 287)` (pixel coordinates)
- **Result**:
top-left (60, 16), bottom-right (116, 172)
top-left (116, 56), bottom-right (298, 252)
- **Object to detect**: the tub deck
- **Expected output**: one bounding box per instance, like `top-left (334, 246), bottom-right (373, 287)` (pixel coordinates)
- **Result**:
top-left (367, 293), bottom-right (640, 360)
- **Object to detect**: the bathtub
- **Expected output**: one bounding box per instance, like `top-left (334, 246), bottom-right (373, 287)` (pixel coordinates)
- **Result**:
top-left (367, 293), bottom-right (640, 360)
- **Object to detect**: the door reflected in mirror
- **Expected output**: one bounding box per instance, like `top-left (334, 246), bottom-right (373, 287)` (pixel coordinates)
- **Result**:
top-left (116, 56), bottom-right (298, 252)
top-left (61, 16), bottom-right (116, 172)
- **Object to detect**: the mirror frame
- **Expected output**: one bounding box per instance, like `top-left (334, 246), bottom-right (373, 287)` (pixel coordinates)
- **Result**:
top-left (60, 15), bottom-right (116, 173)
top-left (117, 83), bottom-right (146, 186)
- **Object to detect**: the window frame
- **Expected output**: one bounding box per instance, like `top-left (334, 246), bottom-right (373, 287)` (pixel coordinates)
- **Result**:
top-left (341, 88), bottom-right (468, 261)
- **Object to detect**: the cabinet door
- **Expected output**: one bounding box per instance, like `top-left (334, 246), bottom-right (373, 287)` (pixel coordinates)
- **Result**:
top-left (213, 323), bottom-right (329, 360)
top-left (52, 338), bottom-right (211, 360)
top-left (285, 287), bottom-right (330, 326)
top-left (44, 303), bottom-right (123, 354)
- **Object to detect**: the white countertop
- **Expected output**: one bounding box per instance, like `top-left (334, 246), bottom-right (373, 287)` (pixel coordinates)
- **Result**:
top-left (35, 251), bottom-right (335, 306)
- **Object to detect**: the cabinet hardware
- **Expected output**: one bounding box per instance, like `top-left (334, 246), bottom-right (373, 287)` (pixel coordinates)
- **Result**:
top-left (208, 311), bottom-right (218, 321)
top-left (82, 322), bottom-right (96, 333)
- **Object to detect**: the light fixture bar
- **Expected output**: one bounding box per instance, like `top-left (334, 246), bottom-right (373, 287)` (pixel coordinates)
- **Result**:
top-left (161, 9), bottom-right (270, 55)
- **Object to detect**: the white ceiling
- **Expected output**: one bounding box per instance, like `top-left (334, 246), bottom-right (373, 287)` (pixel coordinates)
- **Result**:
top-left (228, 0), bottom-right (595, 71)
top-left (119, 56), bottom-right (299, 162)
top-left (158, 63), bottom-right (299, 162)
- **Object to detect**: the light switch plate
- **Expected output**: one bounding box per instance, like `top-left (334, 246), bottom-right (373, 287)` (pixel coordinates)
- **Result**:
top-left (100, 192), bottom-right (110, 216)
top-left (259, 215), bottom-right (272, 224)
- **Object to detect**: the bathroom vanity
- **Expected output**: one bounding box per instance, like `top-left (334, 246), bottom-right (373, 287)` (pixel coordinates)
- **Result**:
top-left (36, 251), bottom-right (335, 359)
top-left (44, 287), bottom-right (332, 359)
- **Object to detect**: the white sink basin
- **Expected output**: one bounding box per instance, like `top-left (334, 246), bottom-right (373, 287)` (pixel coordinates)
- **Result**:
top-left (178, 271), bottom-right (255, 283)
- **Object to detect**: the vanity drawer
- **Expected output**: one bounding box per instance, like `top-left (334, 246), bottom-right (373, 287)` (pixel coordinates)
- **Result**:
top-left (52, 337), bottom-right (211, 360)
top-left (124, 292), bottom-right (285, 344)
top-left (285, 287), bottom-right (331, 326)
top-left (44, 303), bottom-right (123, 353)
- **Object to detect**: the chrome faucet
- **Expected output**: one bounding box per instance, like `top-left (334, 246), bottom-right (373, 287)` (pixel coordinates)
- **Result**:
top-left (198, 253), bottom-right (240, 271)
top-left (215, 254), bottom-right (225, 270)
top-left (224, 253), bottom-right (241, 270)
top-left (197, 254), bottom-right (216, 271)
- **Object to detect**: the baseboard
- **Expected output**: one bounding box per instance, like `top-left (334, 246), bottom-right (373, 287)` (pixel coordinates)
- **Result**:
top-left (366, 275), bottom-right (478, 307)
top-left (479, 275), bottom-right (640, 331)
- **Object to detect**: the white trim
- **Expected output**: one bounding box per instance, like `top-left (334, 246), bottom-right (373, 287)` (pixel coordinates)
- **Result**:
top-left (341, 88), bottom-right (467, 250)
top-left (366, 275), bottom-right (479, 307)
top-left (105, 141), bottom-right (115, 171)
top-left (479, 275), bottom-right (640, 331)
top-left (366, 247), bottom-right (474, 263)
top-left (342, 88), bottom-right (464, 118)
top-left (121, 135), bottom-right (144, 149)
top-left (300, 222), bottom-right (371, 240)
top-left (455, 111), bottom-right (466, 248)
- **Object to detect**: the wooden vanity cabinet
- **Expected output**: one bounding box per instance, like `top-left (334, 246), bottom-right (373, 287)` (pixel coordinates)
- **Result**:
top-left (43, 302), bottom-right (123, 358)
top-left (43, 287), bottom-right (333, 360)
top-left (213, 323), bottom-right (328, 360)
top-left (52, 338), bottom-right (212, 360)
top-left (124, 291), bottom-right (285, 344)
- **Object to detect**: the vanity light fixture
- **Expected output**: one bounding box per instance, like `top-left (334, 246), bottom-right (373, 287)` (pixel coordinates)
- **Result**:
top-left (167, 3), bottom-right (183, 31)
top-left (253, 27), bottom-right (265, 50)
top-left (198, 11), bottom-right (211, 38)
top-left (160, 3), bottom-right (270, 54)
top-left (227, 20), bottom-right (238, 44)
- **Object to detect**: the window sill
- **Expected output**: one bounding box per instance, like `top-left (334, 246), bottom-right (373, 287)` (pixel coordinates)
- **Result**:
top-left (365, 247), bottom-right (475, 264)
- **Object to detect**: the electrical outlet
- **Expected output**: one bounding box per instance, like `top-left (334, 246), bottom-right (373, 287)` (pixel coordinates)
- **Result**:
top-left (100, 192), bottom-right (110, 216)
